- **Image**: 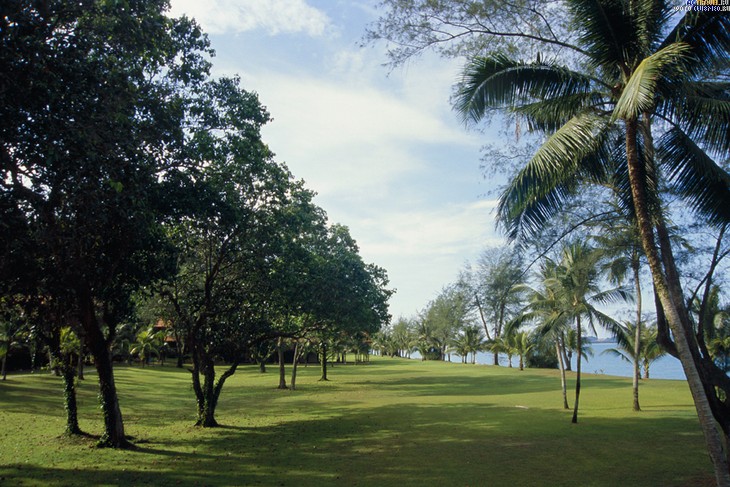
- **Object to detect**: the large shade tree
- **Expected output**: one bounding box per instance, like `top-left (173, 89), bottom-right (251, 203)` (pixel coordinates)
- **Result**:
top-left (0, 0), bottom-right (210, 447)
top-left (154, 75), bottom-right (323, 426)
top-left (453, 2), bottom-right (730, 481)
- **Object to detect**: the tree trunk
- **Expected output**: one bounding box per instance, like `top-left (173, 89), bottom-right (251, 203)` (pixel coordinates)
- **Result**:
top-left (625, 116), bottom-right (730, 484)
top-left (60, 359), bottom-right (82, 435)
top-left (572, 316), bottom-right (582, 424)
top-left (277, 337), bottom-right (287, 390)
top-left (319, 341), bottom-right (328, 381)
top-left (291, 342), bottom-right (302, 390)
top-left (561, 332), bottom-right (572, 371)
top-left (198, 354), bottom-right (218, 427)
top-left (519, 354), bottom-right (524, 371)
top-left (49, 349), bottom-right (59, 376)
top-left (94, 349), bottom-right (129, 447)
top-left (556, 341), bottom-right (569, 410)
top-left (1, 352), bottom-right (7, 381)
top-left (632, 258), bottom-right (642, 412)
top-left (77, 335), bottom-right (85, 380)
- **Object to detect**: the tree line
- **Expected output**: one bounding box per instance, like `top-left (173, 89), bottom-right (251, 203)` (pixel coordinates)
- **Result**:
top-left (0, 1), bottom-right (392, 447)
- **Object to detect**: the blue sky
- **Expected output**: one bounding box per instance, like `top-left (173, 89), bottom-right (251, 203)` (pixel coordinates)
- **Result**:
top-left (168, 0), bottom-right (506, 320)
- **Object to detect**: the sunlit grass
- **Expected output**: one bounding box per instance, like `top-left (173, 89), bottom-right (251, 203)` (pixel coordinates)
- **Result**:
top-left (0, 357), bottom-right (712, 486)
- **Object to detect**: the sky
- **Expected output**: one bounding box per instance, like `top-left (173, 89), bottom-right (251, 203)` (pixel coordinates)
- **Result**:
top-left (167, 0), bottom-right (507, 320)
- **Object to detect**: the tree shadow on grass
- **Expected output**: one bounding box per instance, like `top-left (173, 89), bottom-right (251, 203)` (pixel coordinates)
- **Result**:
top-left (2, 399), bottom-right (712, 487)
top-left (139, 403), bottom-right (714, 486)
top-left (358, 372), bottom-right (630, 398)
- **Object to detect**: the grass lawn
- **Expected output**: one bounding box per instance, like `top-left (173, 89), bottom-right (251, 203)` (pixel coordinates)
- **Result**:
top-left (0, 357), bottom-right (713, 486)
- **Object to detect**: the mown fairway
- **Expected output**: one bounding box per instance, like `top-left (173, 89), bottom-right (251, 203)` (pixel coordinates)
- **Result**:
top-left (0, 357), bottom-right (712, 486)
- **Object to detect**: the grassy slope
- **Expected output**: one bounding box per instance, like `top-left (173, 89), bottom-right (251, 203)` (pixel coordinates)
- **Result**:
top-left (0, 357), bottom-right (712, 486)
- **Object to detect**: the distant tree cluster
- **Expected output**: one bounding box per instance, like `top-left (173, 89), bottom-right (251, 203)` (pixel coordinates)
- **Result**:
top-left (1, 1), bottom-right (392, 446)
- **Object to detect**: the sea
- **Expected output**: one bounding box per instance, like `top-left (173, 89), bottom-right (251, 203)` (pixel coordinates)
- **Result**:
top-left (410, 340), bottom-right (687, 380)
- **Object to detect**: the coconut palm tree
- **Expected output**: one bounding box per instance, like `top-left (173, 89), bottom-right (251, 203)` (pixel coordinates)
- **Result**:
top-left (130, 327), bottom-right (163, 367)
top-left (455, 2), bottom-right (730, 479)
top-left (511, 330), bottom-right (535, 371)
top-left (550, 242), bottom-right (627, 423)
top-left (509, 257), bottom-right (573, 408)
top-left (603, 321), bottom-right (666, 379)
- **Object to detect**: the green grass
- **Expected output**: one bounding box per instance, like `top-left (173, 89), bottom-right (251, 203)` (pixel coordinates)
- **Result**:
top-left (0, 357), bottom-right (713, 486)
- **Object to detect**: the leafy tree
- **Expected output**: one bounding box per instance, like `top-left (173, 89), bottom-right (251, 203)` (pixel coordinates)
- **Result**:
top-left (365, 0), bottom-right (573, 67)
top-left (420, 286), bottom-right (471, 361)
top-left (511, 330), bottom-right (534, 371)
top-left (157, 77), bottom-right (306, 426)
top-left (452, 1), bottom-right (730, 478)
top-left (1, 0), bottom-right (211, 447)
top-left (305, 225), bottom-right (392, 381)
top-left (552, 243), bottom-right (627, 423)
top-left (0, 299), bottom-right (27, 381)
top-left (461, 247), bottom-right (526, 365)
top-left (509, 256), bottom-right (573, 408)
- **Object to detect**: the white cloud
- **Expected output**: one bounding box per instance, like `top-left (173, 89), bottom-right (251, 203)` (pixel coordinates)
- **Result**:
top-left (350, 200), bottom-right (506, 317)
top-left (169, 0), bottom-right (331, 36)
top-left (357, 200), bottom-right (503, 259)
top-left (253, 70), bottom-right (480, 202)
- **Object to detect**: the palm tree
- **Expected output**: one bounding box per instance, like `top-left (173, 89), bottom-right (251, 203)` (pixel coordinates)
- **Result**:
top-left (130, 327), bottom-right (163, 367)
top-left (552, 242), bottom-right (627, 423)
top-left (510, 257), bottom-right (573, 409)
top-left (451, 325), bottom-right (486, 364)
top-left (455, 3), bottom-right (730, 479)
top-left (593, 209), bottom-right (646, 411)
top-left (512, 331), bottom-right (535, 371)
top-left (603, 322), bottom-right (666, 380)
top-left (0, 319), bottom-right (26, 381)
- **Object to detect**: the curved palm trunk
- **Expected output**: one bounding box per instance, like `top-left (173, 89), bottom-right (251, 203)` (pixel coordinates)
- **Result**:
top-left (632, 258), bottom-right (642, 412)
top-left (556, 340), bottom-right (569, 409)
top-left (625, 117), bottom-right (730, 484)
top-left (571, 316), bottom-right (582, 424)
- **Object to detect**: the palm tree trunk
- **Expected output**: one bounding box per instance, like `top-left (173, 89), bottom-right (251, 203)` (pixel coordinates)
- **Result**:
top-left (625, 116), bottom-right (730, 484)
top-left (633, 258), bottom-right (642, 412)
top-left (561, 332), bottom-right (572, 371)
top-left (556, 341), bottom-right (569, 409)
top-left (572, 316), bottom-right (582, 424)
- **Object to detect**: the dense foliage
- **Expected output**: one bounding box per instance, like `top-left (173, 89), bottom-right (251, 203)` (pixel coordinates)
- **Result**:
top-left (1, 0), bottom-right (392, 443)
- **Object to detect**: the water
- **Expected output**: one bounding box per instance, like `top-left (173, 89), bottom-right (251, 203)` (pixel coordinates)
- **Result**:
top-left (410, 341), bottom-right (687, 380)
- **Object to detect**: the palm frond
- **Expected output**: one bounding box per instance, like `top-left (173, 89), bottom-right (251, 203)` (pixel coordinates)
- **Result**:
top-left (514, 92), bottom-right (607, 133)
top-left (601, 347), bottom-right (633, 363)
top-left (497, 112), bottom-right (612, 240)
top-left (613, 42), bottom-right (693, 120)
top-left (657, 127), bottom-right (730, 226)
top-left (455, 54), bottom-right (595, 125)
top-left (661, 81), bottom-right (730, 154)
top-left (661, 12), bottom-right (730, 75)
top-left (569, 0), bottom-right (636, 68)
